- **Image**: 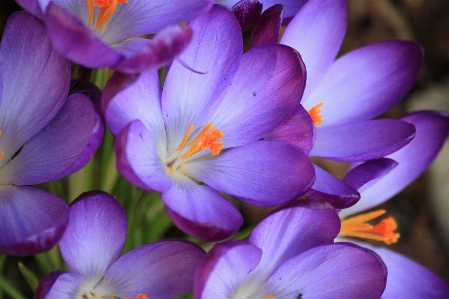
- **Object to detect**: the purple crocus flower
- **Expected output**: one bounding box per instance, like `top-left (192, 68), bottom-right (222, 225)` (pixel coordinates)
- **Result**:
top-left (35, 191), bottom-right (206, 299)
top-left (256, 0), bottom-right (422, 208)
top-left (102, 5), bottom-right (315, 241)
top-left (15, 0), bottom-right (214, 73)
top-left (0, 12), bottom-right (103, 256)
top-left (194, 200), bottom-right (387, 299)
top-left (278, 0), bottom-right (422, 163)
top-left (338, 111), bottom-right (449, 298)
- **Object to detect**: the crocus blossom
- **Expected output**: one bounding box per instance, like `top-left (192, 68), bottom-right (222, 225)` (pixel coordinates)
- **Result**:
top-left (338, 111), bottom-right (449, 298)
top-left (0, 12), bottom-right (103, 256)
top-left (35, 191), bottom-right (206, 299)
top-left (103, 5), bottom-right (315, 241)
top-left (278, 0), bottom-right (422, 162)
top-left (255, 0), bottom-right (422, 209)
top-left (194, 200), bottom-right (387, 299)
top-left (15, 0), bottom-right (214, 73)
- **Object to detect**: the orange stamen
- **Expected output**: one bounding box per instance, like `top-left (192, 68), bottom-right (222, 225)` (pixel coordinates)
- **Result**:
top-left (339, 209), bottom-right (400, 245)
top-left (86, 0), bottom-right (128, 31)
top-left (175, 124), bottom-right (194, 151)
top-left (264, 297), bottom-right (276, 299)
top-left (124, 294), bottom-right (149, 299)
top-left (308, 102), bottom-right (324, 126)
top-left (179, 123), bottom-right (224, 159)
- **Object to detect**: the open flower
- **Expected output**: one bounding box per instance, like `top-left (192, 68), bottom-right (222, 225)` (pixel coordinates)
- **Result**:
top-left (103, 5), bottom-right (315, 241)
top-left (259, 0), bottom-right (422, 208)
top-left (338, 111), bottom-right (449, 298)
top-left (15, 0), bottom-right (214, 73)
top-left (0, 12), bottom-right (103, 256)
top-left (194, 200), bottom-right (387, 299)
top-left (35, 191), bottom-right (206, 299)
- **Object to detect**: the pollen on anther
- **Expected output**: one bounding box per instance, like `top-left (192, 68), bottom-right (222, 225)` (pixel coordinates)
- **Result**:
top-left (308, 102), bottom-right (324, 126)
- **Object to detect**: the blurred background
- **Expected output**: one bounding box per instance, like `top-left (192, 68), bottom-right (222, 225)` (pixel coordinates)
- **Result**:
top-left (1, 0), bottom-right (449, 297)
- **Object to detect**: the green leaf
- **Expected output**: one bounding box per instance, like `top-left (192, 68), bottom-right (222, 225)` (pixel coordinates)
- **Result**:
top-left (18, 263), bottom-right (39, 291)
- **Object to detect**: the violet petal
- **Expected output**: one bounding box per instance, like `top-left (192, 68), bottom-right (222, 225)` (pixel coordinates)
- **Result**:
top-left (210, 44), bottom-right (306, 148)
top-left (0, 186), bottom-right (68, 256)
top-left (305, 41), bottom-right (424, 125)
top-left (99, 241), bottom-right (206, 299)
top-left (43, 2), bottom-right (122, 68)
top-left (0, 11), bottom-right (69, 157)
top-left (250, 4), bottom-right (284, 47)
top-left (264, 103), bottom-right (315, 155)
top-left (311, 119), bottom-right (416, 162)
top-left (59, 191), bottom-right (127, 279)
top-left (187, 141), bottom-right (315, 206)
top-left (304, 164), bottom-right (360, 209)
top-left (281, 0), bottom-right (347, 99)
top-left (248, 200), bottom-right (340, 277)
top-left (341, 111), bottom-right (449, 217)
top-left (161, 177), bottom-right (243, 241)
top-left (2, 93), bottom-right (102, 185)
top-left (115, 120), bottom-right (172, 192)
top-left (231, 0), bottom-right (263, 31)
top-left (194, 241), bottom-right (262, 299)
top-left (261, 243), bottom-right (387, 298)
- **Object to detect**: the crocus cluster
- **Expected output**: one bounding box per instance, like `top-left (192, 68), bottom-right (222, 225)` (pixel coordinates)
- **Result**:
top-left (2, 0), bottom-right (448, 297)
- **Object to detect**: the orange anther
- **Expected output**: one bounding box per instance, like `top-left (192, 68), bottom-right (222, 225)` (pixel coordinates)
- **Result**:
top-left (86, 0), bottom-right (128, 31)
top-left (124, 295), bottom-right (149, 299)
top-left (339, 209), bottom-right (400, 245)
top-left (308, 102), bottom-right (324, 126)
top-left (181, 123), bottom-right (224, 159)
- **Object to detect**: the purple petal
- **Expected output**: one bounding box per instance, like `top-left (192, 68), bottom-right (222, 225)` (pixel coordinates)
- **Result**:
top-left (2, 93), bottom-right (102, 185)
top-left (161, 177), bottom-right (243, 241)
top-left (304, 41), bottom-right (424, 125)
top-left (114, 24), bottom-right (194, 74)
top-left (43, 2), bottom-right (122, 68)
top-left (103, 70), bottom-right (163, 136)
top-left (231, 0), bottom-right (263, 31)
top-left (59, 191), bottom-right (127, 279)
top-left (15, 0), bottom-right (45, 17)
top-left (69, 79), bottom-right (102, 105)
top-left (43, 272), bottom-right (84, 299)
top-left (100, 0), bottom-right (214, 44)
top-left (161, 5), bottom-right (242, 152)
top-left (341, 111), bottom-right (449, 217)
top-left (368, 245), bottom-right (449, 299)
top-left (250, 4), bottom-right (284, 47)
top-left (194, 241), bottom-right (262, 299)
top-left (304, 164), bottom-right (360, 209)
top-left (115, 120), bottom-right (172, 192)
top-left (0, 12), bottom-right (69, 156)
top-left (187, 141), bottom-right (315, 206)
top-left (261, 243), bottom-right (387, 298)
top-left (343, 158), bottom-right (398, 190)
top-left (99, 241), bottom-right (205, 299)
top-left (310, 119), bottom-right (416, 162)
top-left (34, 270), bottom-right (66, 299)
top-left (248, 200), bottom-right (340, 277)
top-left (210, 44), bottom-right (306, 148)
top-left (217, 0), bottom-right (307, 18)
top-left (264, 103), bottom-right (315, 155)
top-left (281, 0), bottom-right (347, 99)
top-left (0, 186), bottom-right (68, 256)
